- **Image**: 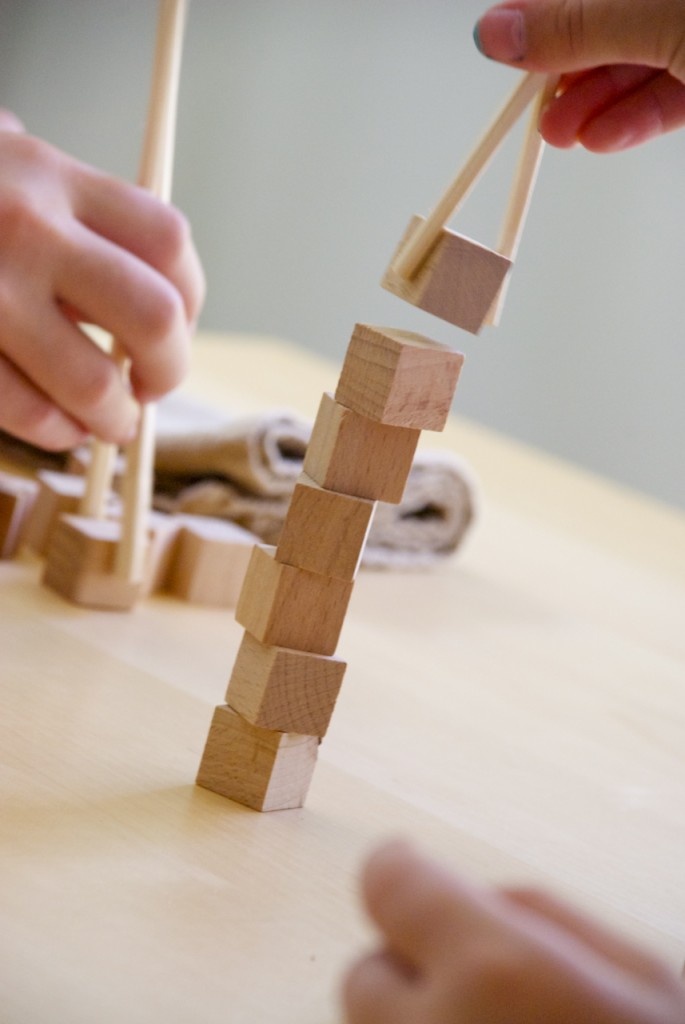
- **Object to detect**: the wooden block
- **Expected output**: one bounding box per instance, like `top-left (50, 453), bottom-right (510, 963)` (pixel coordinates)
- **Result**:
top-left (0, 472), bottom-right (38, 559)
top-left (139, 511), bottom-right (185, 598)
top-left (42, 515), bottom-right (143, 610)
top-left (303, 392), bottom-right (419, 504)
top-left (275, 473), bottom-right (374, 580)
top-left (22, 470), bottom-right (120, 556)
top-left (196, 704), bottom-right (319, 811)
top-left (235, 545), bottom-right (353, 656)
top-left (335, 323), bottom-right (464, 432)
top-left (164, 515), bottom-right (257, 606)
top-left (381, 214), bottom-right (511, 334)
top-left (225, 631), bottom-right (346, 736)
top-left (21, 471), bottom-right (87, 556)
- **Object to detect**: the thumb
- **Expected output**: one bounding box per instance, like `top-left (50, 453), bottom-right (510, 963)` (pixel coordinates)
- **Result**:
top-left (0, 108), bottom-right (25, 133)
top-left (474, 0), bottom-right (685, 82)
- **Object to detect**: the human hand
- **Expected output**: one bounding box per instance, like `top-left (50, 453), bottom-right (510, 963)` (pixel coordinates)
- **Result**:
top-left (473, 0), bottom-right (685, 151)
top-left (342, 840), bottom-right (685, 1024)
top-left (0, 110), bottom-right (205, 450)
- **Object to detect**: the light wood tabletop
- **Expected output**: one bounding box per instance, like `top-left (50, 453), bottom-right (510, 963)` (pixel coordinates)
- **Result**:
top-left (1, 332), bottom-right (684, 1024)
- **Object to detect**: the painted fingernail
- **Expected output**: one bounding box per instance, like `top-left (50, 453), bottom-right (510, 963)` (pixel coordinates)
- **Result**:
top-left (473, 9), bottom-right (526, 62)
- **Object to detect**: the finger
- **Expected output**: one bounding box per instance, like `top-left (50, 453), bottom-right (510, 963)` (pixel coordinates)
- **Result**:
top-left (3, 305), bottom-right (140, 445)
top-left (579, 70), bottom-right (685, 150)
top-left (540, 65), bottom-right (659, 147)
top-left (502, 886), bottom-right (682, 986)
top-left (0, 108), bottom-right (25, 133)
top-left (474, 0), bottom-right (685, 81)
top-left (53, 221), bottom-right (190, 401)
top-left (68, 165), bottom-right (205, 323)
top-left (0, 352), bottom-right (88, 451)
top-left (361, 841), bottom-right (491, 970)
top-left (341, 949), bottom-right (420, 1024)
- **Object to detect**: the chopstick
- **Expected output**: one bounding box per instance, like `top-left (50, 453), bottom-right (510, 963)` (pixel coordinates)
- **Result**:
top-left (391, 71), bottom-right (548, 282)
top-left (484, 74), bottom-right (559, 325)
top-left (116, 0), bottom-right (188, 583)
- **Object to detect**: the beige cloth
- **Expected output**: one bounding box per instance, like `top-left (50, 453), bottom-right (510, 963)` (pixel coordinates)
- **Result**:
top-left (154, 395), bottom-right (309, 498)
top-left (363, 450), bottom-right (477, 568)
top-left (154, 394), bottom-right (477, 568)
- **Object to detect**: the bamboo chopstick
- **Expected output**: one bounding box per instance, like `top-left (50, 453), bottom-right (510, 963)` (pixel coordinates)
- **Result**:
top-left (484, 74), bottom-right (559, 325)
top-left (392, 71), bottom-right (547, 282)
top-left (115, 0), bottom-right (188, 583)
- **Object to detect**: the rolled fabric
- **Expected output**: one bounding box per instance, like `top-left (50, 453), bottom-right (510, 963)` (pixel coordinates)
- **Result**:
top-left (0, 395), bottom-right (478, 568)
top-left (154, 394), bottom-right (310, 499)
top-left (363, 450), bottom-right (477, 568)
top-left (153, 394), bottom-right (477, 568)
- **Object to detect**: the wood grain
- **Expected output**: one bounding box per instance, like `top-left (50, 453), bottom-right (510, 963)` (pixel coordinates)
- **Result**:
top-left (196, 704), bottom-right (319, 811)
top-left (335, 323), bottom-right (464, 432)
top-left (42, 514), bottom-right (142, 610)
top-left (235, 544), bottom-right (354, 656)
top-left (275, 473), bottom-right (375, 580)
top-left (382, 215), bottom-right (511, 333)
top-left (22, 471), bottom-right (91, 556)
top-left (165, 515), bottom-right (257, 606)
top-left (303, 392), bottom-right (420, 504)
top-left (2, 335), bottom-right (684, 1023)
top-left (225, 631), bottom-right (346, 735)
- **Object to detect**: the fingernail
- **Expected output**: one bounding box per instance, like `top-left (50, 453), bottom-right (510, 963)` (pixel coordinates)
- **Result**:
top-left (473, 9), bottom-right (526, 62)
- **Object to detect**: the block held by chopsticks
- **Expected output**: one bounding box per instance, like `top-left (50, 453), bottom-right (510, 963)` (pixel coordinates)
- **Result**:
top-left (382, 71), bottom-right (552, 332)
top-left (382, 214), bottom-right (511, 334)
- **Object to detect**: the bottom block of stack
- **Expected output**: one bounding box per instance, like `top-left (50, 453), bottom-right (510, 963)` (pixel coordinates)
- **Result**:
top-left (196, 704), bottom-right (319, 811)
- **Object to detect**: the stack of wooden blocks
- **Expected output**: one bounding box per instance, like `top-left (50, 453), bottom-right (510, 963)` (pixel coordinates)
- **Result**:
top-left (196, 322), bottom-right (464, 810)
top-left (196, 73), bottom-right (552, 811)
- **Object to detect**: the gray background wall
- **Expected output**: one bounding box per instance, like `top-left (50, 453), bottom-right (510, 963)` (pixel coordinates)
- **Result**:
top-left (1, 0), bottom-right (683, 509)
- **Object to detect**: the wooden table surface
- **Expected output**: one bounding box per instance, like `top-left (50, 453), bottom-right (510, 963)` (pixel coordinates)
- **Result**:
top-left (1, 333), bottom-right (684, 1023)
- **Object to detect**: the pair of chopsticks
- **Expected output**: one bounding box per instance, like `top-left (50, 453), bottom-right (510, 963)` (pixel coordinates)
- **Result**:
top-left (81, 0), bottom-right (187, 584)
top-left (393, 71), bottom-right (559, 325)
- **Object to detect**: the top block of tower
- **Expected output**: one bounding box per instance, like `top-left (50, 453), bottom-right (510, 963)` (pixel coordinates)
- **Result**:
top-left (334, 323), bottom-right (463, 432)
top-left (381, 214), bottom-right (511, 334)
